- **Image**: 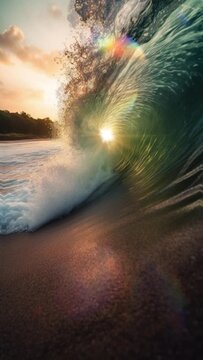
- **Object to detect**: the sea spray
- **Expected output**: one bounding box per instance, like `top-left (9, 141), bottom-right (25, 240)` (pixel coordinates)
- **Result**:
top-left (1, 0), bottom-right (203, 233)
top-left (0, 141), bottom-right (112, 234)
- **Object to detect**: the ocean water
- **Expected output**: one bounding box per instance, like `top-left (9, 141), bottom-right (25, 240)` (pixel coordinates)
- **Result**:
top-left (70, 0), bottom-right (203, 212)
top-left (0, 140), bottom-right (112, 234)
top-left (1, 0), bottom-right (203, 234)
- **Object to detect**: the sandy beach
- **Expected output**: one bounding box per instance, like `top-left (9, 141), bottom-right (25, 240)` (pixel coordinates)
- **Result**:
top-left (0, 185), bottom-right (202, 359)
top-left (1, 0), bottom-right (203, 358)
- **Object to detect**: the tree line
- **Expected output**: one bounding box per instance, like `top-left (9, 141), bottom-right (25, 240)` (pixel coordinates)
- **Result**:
top-left (0, 110), bottom-right (58, 139)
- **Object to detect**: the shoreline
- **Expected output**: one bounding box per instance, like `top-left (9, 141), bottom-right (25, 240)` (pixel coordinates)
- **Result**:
top-left (0, 134), bottom-right (54, 141)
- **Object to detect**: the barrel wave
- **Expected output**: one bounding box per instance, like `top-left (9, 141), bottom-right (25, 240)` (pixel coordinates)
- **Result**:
top-left (66, 0), bottom-right (203, 212)
top-left (0, 0), bottom-right (202, 233)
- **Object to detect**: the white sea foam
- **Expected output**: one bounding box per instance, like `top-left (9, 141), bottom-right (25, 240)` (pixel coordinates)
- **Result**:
top-left (0, 140), bottom-right (112, 234)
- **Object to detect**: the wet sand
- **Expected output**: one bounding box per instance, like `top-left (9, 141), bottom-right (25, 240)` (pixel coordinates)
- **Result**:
top-left (0, 185), bottom-right (202, 359)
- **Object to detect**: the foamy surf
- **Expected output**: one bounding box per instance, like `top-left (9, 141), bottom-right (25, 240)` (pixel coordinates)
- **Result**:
top-left (1, 0), bottom-right (203, 234)
top-left (0, 140), bottom-right (113, 234)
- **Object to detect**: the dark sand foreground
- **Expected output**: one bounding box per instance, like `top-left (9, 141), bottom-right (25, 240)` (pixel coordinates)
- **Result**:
top-left (0, 185), bottom-right (202, 359)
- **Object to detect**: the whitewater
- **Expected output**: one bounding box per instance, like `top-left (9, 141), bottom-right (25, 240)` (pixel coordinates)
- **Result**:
top-left (1, 0), bottom-right (203, 234)
top-left (0, 140), bottom-right (112, 234)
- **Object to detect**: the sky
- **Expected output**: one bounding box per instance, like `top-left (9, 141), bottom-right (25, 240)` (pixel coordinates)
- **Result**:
top-left (0, 0), bottom-right (74, 120)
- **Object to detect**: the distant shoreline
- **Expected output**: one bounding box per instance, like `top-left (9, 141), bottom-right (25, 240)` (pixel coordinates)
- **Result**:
top-left (0, 134), bottom-right (54, 141)
top-left (0, 110), bottom-right (57, 140)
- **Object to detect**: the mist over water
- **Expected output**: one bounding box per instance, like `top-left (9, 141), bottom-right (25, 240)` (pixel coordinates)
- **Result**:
top-left (1, 0), bottom-right (203, 234)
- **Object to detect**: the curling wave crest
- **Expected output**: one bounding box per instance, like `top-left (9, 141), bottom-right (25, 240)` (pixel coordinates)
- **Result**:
top-left (1, 0), bottom-right (203, 233)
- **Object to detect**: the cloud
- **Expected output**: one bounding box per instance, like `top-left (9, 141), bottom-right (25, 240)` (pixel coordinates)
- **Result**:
top-left (48, 4), bottom-right (63, 19)
top-left (0, 82), bottom-right (43, 101)
top-left (0, 49), bottom-right (12, 65)
top-left (0, 26), bottom-right (59, 75)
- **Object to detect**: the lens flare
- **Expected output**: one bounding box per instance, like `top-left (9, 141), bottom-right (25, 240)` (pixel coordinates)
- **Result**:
top-left (97, 35), bottom-right (145, 60)
top-left (100, 127), bottom-right (114, 143)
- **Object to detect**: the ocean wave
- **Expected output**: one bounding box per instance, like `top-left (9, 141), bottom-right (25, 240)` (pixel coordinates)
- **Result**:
top-left (0, 141), bottom-right (112, 234)
top-left (1, 0), bottom-right (203, 234)
top-left (66, 0), bottom-right (203, 204)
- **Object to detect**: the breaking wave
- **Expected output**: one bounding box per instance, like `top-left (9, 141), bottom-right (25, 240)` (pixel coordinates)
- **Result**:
top-left (0, 141), bottom-right (113, 233)
top-left (1, 0), bottom-right (203, 234)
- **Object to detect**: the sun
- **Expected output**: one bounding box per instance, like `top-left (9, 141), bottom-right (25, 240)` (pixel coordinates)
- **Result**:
top-left (100, 127), bottom-right (114, 143)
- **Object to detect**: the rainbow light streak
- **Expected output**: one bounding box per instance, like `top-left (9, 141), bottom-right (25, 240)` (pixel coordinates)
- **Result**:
top-left (160, 270), bottom-right (188, 331)
top-left (97, 35), bottom-right (145, 60)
